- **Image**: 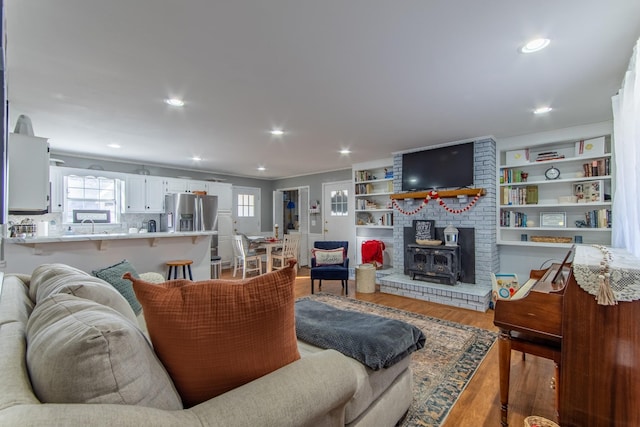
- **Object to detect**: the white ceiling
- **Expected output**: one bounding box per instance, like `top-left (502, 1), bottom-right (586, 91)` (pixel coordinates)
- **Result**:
top-left (5, 1), bottom-right (640, 179)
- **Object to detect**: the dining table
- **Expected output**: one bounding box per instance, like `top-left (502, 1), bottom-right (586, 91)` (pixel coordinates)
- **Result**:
top-left (247, 236), bottom-right (283, 273)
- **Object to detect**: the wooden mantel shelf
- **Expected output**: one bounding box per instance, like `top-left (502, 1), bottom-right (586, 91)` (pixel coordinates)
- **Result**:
top-left (390, 188), bottom-right (486, 200)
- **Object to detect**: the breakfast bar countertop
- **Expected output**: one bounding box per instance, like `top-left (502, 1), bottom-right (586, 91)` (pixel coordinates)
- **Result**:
top-left (4, 230), bottom-right (217, 244)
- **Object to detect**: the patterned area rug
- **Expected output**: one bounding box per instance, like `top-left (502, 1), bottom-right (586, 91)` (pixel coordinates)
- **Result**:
top-left (298, 294), bottom-right (497, 427)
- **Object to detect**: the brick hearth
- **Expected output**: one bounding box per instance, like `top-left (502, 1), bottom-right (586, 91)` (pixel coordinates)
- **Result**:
top-left (368, 268), bottom-right (492, 312)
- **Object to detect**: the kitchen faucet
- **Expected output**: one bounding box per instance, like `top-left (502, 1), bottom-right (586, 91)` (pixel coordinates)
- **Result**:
top-left (80, 218), bottom-right (95, 234)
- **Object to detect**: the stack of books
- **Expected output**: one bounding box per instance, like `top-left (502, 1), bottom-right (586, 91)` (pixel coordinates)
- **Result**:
top-left (584, 209), bottom-right (611, 228)
top-left (535, 151), bottom-right (565, 162)
top-left (500, 185), bottom-right (538, 205)
top-left (582, 158), bottom-right (610, 177)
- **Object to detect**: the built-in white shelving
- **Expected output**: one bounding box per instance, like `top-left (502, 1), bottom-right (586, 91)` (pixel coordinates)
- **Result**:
top-left (497, 135), bottom-right (613, 247)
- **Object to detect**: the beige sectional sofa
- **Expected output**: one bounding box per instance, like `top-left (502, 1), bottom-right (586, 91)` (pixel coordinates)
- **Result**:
top-left (0, 264), bottom-right (413, 427)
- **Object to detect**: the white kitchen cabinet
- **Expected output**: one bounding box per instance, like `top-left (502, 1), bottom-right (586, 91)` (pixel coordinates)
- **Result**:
top-left (9, 133), bottom-right (50, 214)
top-left (49, 166), bottom-right (65, 213)
top-left (188, 180), bottom-right (209, 193)
top-left (164, 178), bottom-right (189, 194)
top-left (124, 175), bottom-right (165, 213)
top-left (145, 177), bottom-right (165, 212)
top-left (207, 182), bottom-right (232, 211)
top-left (164, 178), bottom-right (209, 194)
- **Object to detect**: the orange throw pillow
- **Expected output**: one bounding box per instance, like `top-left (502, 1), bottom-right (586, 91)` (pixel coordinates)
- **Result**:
top-left (124, 261), bottom-right (300, 407)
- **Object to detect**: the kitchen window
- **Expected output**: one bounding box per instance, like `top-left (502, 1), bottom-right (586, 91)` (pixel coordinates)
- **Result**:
top-left (63, 175), bottom-right (121, 224)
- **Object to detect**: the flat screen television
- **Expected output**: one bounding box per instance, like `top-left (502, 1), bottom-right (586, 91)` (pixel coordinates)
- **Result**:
top-left (401, 142), bottom-right (474, 191)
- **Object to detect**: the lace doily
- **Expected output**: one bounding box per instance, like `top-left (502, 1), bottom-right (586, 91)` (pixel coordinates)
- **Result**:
top-left (573, 245), bottom-right (640, 304)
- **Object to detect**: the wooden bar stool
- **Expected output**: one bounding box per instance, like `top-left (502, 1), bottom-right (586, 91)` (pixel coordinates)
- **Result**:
top-left (166, 259), bottom-right (193, 280)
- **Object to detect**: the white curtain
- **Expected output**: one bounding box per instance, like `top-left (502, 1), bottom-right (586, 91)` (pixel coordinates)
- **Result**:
top-left (611, 37), bottom-right (640, 257)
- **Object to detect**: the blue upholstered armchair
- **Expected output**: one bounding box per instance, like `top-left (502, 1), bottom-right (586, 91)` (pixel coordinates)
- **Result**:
top-left (310, 241), bottom-right (349, 295)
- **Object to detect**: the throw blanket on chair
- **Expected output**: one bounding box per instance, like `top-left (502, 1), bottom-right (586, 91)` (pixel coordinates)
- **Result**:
top-left (295, 299), bottom-right (426, 370)
top-left (361, 240), bottom-right (385, 267)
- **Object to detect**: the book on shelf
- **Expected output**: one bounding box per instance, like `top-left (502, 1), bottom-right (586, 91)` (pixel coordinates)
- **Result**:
top-left (499, 210), bottom-right (527, 227)
top-left (381, 212), bottom-right (393, 226)
top-left (500, 186), bottom-right (538, 205)
top-left (355, 183), bottom-right (375, 195)
top-left (501, 168), bottom-right (528, 184)
top-left (525, 186), bottom-right (538, 204)
top-left (582, 159), bottom-right (609, 177)
top-left (356, 169), bottom-right (392, 182)
top-left (535, 151), bottom-right (565, 162)
top-left (584, 209), bottom-right (611, 228)
top-left (355, 170), bottom-right (373, 182)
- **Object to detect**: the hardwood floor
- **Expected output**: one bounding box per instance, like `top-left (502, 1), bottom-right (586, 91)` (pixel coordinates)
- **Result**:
top-left (224, 266), bottom-right (558, 427)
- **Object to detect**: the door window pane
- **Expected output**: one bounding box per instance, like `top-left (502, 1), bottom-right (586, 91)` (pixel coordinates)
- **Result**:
top-left (237, 194), bottom-right (255, 217)
top-left (330, 190), bottom-right (348, 216)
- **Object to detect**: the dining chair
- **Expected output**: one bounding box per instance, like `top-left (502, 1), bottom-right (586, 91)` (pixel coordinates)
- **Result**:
top-left (232, 235), bottom-right (262, 279)
top-left (271, 233), bottom-right (300, 271)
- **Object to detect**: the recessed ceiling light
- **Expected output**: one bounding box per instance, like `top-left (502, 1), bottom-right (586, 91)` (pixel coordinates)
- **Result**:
top-left (520, 38), bottom-right (550, 54)
top-left (192, 156), bottom-right (202, 161)
top-left (107, 143), bottom-right (120, 149)
top-left (165, 98), bottom-right (185, 107)
top-left (257, 166), bottom-right (266, 171)
top-left (270, 129), bottom-right (284, 136)
top-left (339, 149), bottom-right (351, 155)
top-left (534, 106), bottom-right (553, 114)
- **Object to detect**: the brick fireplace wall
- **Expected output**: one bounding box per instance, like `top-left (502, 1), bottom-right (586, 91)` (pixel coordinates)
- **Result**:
top-left (392, 137), bottom-right (498, 287)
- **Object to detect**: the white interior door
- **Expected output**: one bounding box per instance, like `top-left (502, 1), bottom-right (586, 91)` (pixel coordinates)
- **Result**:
top-left (232, 186), bottom-right (261, 235)
top-left (322, 181), bottom-right (355, 263)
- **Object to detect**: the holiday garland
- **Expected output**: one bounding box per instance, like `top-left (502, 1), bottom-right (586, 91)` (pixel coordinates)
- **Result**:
top-left (391, 190), bottom-right (483, 215)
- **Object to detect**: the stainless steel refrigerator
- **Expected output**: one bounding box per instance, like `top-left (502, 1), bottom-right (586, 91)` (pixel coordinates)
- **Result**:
top-left (161, 193), bottom-right (218, 232)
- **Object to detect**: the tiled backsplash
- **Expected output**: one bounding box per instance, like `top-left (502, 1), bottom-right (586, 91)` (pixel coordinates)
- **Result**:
top-left (7, 212), bottom-right (161, 236)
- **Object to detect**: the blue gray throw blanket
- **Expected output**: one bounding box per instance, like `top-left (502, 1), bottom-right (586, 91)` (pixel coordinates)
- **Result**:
top-left (295, 300), bottom-right (426, 370)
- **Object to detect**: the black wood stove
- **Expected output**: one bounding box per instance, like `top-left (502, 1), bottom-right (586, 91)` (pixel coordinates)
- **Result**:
top-left (406, 244), bottom-right (461, 285)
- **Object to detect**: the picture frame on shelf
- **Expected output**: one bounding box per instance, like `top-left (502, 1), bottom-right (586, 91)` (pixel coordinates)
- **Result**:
top-left (574, 180), bottom-right (604, 203)
top-left (540, 212), bottom-right (567, 228)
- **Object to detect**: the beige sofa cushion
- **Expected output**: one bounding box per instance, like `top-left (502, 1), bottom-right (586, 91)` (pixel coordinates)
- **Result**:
top-left (28, 263), bottom-right (137, 323)
top-left (298, 340), bottom-right (411, 424)
top-left (26, 293), bottom-right (182, 410)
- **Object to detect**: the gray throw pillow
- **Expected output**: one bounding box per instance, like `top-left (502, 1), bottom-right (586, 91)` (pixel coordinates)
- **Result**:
top-left (93, 259), bottom-right (142, 315)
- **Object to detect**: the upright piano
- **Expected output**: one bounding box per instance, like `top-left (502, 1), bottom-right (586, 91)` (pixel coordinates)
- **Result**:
top-left (494, 246), bottom-right (640, 427)
top-left (494, 257), bottom-right (570, 427)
